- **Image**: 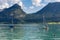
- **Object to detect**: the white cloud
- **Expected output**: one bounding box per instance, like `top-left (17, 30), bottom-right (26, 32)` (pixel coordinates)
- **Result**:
top-left (32, 0), bottom-right (60, 7)
top-left (29, 6), bottom-right (34, 9)
top-left (18, 1), bottom-right (24, 8)
top-left (0, 0), bottom-right (11, 9)
top-left (13, 0), bottom-right (20, 3)
top-left (0, 0), bottom-right (24, 9)
top-left (8, 0), bottom-right (20, 4)
top-left (44, 0), bottom-right (52, 2)
top-left (42, 0), bottom-right (60, 3)
top-left (32, 0), bottom-right (42, 7)
top-left (55, 0), bottom-right (60, 2)
top-left (4, 3), bottom-right (9, 8)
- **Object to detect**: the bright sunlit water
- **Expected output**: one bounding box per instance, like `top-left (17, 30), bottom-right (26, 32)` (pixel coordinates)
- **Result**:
top-left (0, 24), bottom-right (60, 40)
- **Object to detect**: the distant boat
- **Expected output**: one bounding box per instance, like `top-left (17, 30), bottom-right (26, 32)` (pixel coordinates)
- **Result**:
top-left (42, 14), bottom-right (49, 31)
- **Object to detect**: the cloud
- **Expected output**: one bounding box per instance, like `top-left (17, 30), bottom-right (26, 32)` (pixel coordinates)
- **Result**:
top-left (32, 0), bottom-right (42, 7)
top-left (8, 0), bottom-right (20, 4)
top-left (0, 0), bottom-right (24, 9)
top-left (18, 1), bottom-right (24, 9)
top-left (32, 0), bottom-right (49, 7)
top-left (44, 0), bottom-right (52, 2)
top-left (0, 3), bottom-right (9, 9)
top-left (55, 0), bottom-right (60, 2)
top-left (32, 0), bottom-right (60, 7)
top-left (29, 6), bottom-right (34, 9)
top-left (13, 0), bottom-right (20, 3)
top-left (0, 0), bottom-right (9, 9)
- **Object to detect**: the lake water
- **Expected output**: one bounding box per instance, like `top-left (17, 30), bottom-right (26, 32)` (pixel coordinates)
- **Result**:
top-left (0, 24), bottom-right (60, 40)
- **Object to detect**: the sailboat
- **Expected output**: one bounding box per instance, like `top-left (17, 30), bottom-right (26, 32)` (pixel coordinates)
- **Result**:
top-left (9, 13), bottom-right (15, 32)
top-left (42, 14), bottom-right (49, 31)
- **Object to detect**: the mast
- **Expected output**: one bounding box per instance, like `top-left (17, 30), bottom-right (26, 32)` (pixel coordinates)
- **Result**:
top-left (10, 13), bottom-right (14, 30)
top-left (42, 13), bottom-right (49, 31)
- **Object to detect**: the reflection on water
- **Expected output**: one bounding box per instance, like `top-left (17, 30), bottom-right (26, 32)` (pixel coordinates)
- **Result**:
top-left (0, 24), bottom-right (60, 40)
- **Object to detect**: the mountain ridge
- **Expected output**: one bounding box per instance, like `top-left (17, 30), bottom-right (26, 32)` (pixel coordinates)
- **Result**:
top-left (0, 2), bottom-right (60, 24)
top-left (0, 4), bottom-right (26, 24)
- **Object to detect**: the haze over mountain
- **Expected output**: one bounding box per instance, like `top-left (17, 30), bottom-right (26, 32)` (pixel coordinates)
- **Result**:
top-left (0, 2), bottom-right (60, 24)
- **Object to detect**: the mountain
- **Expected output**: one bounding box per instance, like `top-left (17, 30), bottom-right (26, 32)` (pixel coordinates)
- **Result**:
top-left (35, 2), bottom-right (60, 22)
top-left (0, 2), bottom-right (60, 24)
top-left (0, 4), bottom-right (26, 24)
top-left (27, 2), bottom-right (60, 22)
top-left (24, 2), bottom-right (60, 23)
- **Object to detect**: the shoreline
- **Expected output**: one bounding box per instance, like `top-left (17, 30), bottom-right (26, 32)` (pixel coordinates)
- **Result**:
top-left (0, 22), bottom-right (60, 24)
top-left (48, 22), bottom-right (60, 24)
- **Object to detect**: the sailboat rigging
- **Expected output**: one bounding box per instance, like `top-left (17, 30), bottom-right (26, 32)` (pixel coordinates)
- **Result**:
top-left (42, 13), bottom-right (49, 31)
top-left (9, 13), bottom-right (15, 32)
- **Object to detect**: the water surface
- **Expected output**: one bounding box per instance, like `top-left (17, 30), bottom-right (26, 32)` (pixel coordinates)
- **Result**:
top-left (0, 24), bottom-right (60, 40)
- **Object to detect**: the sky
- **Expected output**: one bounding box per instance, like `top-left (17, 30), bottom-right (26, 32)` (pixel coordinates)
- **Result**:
top-left (0, 0), bottom-right (60, 14)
